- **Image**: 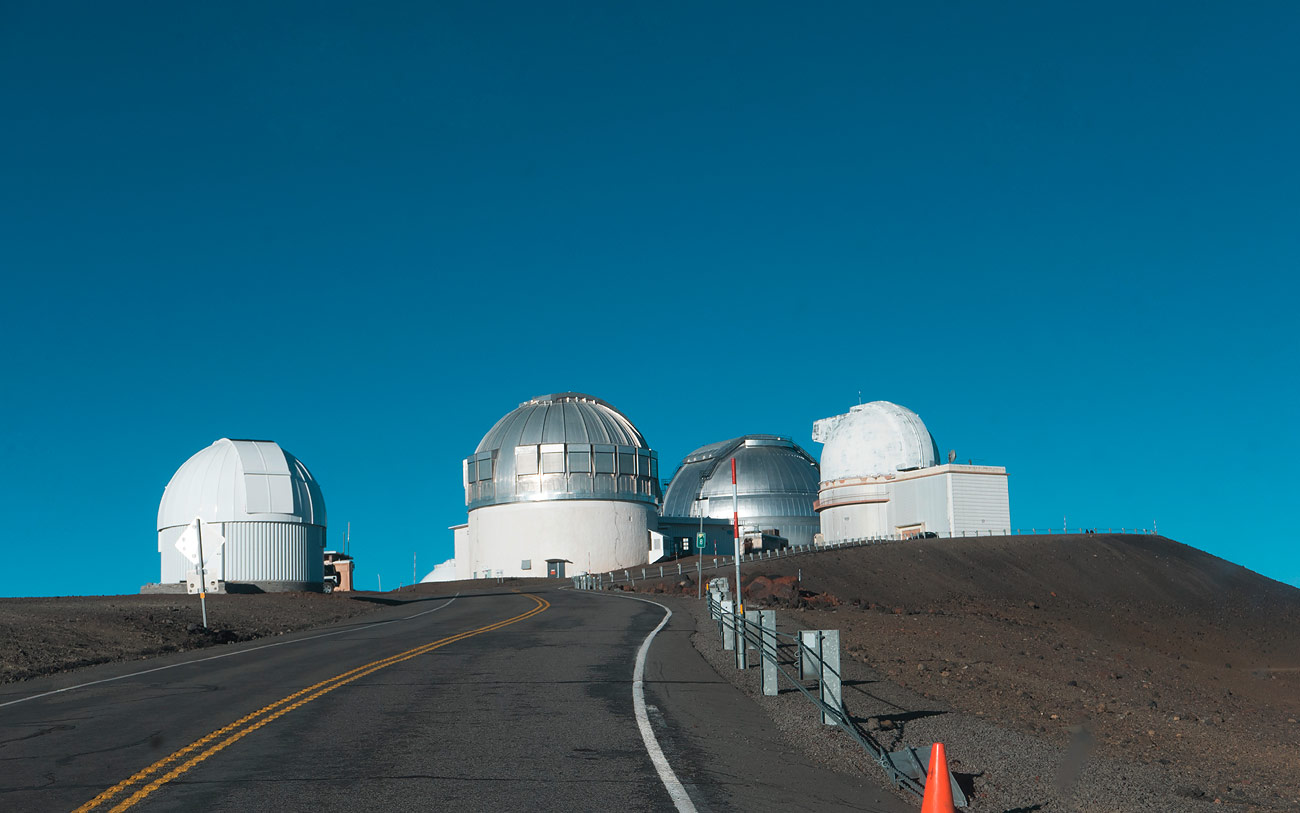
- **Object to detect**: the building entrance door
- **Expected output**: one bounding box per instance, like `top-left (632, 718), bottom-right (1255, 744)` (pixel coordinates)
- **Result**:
top-left (546, 560), bottom-right (566, 578)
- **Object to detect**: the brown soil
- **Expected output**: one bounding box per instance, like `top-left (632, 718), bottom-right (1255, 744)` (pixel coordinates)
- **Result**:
top-left (0, 591), bottom-right (389, 684)
top-left (0, 579), bottom-right (531, 686)
top-left (637, 534), bottom-right (1300, 811)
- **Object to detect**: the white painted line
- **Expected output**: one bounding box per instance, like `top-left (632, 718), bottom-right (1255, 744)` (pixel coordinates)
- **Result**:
top-left (619, 593), bottom-right (699, 813)
top-left (0, 593), bottom-right (459, 711)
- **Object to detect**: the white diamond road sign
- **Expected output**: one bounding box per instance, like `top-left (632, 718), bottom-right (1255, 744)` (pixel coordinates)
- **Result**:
top-left (174, 518), bottom-right (225, 567)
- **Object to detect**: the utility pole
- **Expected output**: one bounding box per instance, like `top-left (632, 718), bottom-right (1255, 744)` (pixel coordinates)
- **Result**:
top-left (732, 458), bottom-right (742, 614)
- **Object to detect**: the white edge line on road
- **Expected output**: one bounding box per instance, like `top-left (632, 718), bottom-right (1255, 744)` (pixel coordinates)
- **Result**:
top-left (613, 592), bottom-right (699, 813)
top-left (0, 593), bottom-right (460, 711)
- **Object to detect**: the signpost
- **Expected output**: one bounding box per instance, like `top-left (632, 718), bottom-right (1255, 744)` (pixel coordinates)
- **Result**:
top-left (696, 532), bottom-right (706, 598)
top-left (174, 517), bottom-right (225, 628)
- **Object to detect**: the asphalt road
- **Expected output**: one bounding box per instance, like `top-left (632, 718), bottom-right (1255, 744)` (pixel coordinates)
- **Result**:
top-left (0, 586), bottom-right (910, 812)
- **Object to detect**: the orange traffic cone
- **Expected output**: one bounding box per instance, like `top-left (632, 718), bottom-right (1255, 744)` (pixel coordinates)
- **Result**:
top-left (920, 742), bottom-right (955, 813)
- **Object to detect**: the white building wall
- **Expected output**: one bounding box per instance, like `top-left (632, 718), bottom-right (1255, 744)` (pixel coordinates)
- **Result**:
top-left (819, 502), bottom-right (890, 542)
top-left (950, 471), bottom-right (1011, 535)
top-left (465, 500), bottom-right (658, 578)
top-left (160, 521), bottom-right (323, 585)
top-left (422, 524), bottom-right (470, 583)
top-left (453, 524), bottom-right (469, 567)
top-left (817, 464), bottom-right (1009, 542)
top-left (889, 474), bottom-right (952, 536)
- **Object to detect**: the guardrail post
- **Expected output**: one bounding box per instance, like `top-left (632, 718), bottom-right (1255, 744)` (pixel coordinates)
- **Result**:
top-left (735, 610), bottom-right (748, 670)
top-left (819, 630), bottom-right (842, 725)
top-left (625, 569), bottom-right (632, 585)
top-left (677, 562), bottom-right (682, 575)
top-left (799, 629), bottom-right (817, 679)
top-left (743, 609), bottom-right (760, 667)
top-left (721, 600), bottom-right (735, 650)
top-left (760, 610), bottom-right (777, 696)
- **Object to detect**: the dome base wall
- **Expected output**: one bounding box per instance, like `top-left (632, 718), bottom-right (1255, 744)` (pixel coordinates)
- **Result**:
top-left (159, 522), bottom-right (325, 585)
top-left (465, 500), bottom-right (657, 578)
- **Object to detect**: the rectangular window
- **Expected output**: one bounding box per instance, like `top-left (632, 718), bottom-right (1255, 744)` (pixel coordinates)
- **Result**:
top-left (541, 443), bottom-right (565, 474)
top-left (637, 450), bottom-right (650, 477)
top-left (464, 458), bottom-right (476, 483)
top-left (649, 454), bottom-right (658, 479)
top-left (476, 453), bottom-right (493, 481)
top-left (617, 446), bottom-right (636, 475)
top-left (569, 444), bottom-right (591, 474)
top-left (515, 445), bottom-right (538, 476)
top-left (594, 445), bottom-right (616, 474)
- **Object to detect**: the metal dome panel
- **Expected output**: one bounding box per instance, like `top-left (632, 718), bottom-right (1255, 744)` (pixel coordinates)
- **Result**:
top-left (465, 393), bottom-right (659, 510)
top-left (660, 435), bottom-right (820, 543)
top-left (158, 439), bottom-right (326, 530)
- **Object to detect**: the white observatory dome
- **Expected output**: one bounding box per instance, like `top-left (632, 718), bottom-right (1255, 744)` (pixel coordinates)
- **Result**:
top-left (156, 439), bottom-right (326, 590)
top-left (812, 401), bottom-right (939, 481)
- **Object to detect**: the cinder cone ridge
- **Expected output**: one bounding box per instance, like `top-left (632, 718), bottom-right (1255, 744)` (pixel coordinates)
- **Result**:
top-left (920, 742), bottom-right (955, 813)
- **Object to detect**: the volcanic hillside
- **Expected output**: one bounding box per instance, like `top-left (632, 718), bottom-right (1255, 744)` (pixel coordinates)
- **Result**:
top-left (654, 534), bottom-right (1300, 810)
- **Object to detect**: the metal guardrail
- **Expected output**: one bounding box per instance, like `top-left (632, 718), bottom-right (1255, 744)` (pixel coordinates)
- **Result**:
top-left (572, 527), bottom-right (1159, 589)
top-left (573, 547), bottom-right (799, 590)
top-left (574, 567), bottom-right (971, 804)
top-left (698, 590), bottom-right (964, 804)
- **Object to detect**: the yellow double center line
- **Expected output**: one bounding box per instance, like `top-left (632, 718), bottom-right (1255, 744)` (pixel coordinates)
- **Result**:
top-left (75, 591), bottom-right (550, 813)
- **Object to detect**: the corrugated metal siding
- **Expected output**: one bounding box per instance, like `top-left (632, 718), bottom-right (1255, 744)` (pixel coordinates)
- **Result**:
top-left (222, 522), bottom-right (325, 582)
top-left (890, 476), bottom-right (952, 535)
top-left (950, 473), bottom-right (1011, 534)
top-left (159, 525), bottom-right (190, 583)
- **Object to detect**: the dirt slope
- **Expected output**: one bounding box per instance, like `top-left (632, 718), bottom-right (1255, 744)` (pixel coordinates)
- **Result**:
top-left (0, 592), bottom-right (390, 684)
top-left (646, 534), bottom-right (1300, 810)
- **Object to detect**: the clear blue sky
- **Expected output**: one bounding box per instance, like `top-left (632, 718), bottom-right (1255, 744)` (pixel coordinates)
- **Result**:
top-left (2, 2), bottom-right (1297, 597)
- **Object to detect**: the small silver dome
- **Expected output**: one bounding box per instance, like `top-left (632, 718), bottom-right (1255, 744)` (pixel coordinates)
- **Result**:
top-left (661, 435), bottom-right (820, 546)
top-left (464, 393), bottom-right (660, 510)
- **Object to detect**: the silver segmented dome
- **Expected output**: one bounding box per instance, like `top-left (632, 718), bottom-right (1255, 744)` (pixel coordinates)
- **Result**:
top-left (660, 435), bottom-right (821, 545)
top-left (464, 393), bottom-right (660, 510)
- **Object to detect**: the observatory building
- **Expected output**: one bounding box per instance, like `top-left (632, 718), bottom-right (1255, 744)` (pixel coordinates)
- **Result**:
top-left (454, 393), bottom-right (662, 579)
top-left (660, 435), bottom-right (821, 550)
top-left (156, 438), bottom-right (327, 591)
top-left (813, 401), bottom-right (1009, 542)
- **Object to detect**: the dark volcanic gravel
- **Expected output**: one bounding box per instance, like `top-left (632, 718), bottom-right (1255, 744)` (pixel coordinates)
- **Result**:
top-left (0, 591), bottom-right (391, 684)
top-left (0, 578), bottom-right (542, 685)
top-left (626, 535), bottom-right (1300, 812)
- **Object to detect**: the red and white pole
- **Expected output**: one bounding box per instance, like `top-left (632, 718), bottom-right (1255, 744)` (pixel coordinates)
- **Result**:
top-left (732, 457), bottom-right (742, 613)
